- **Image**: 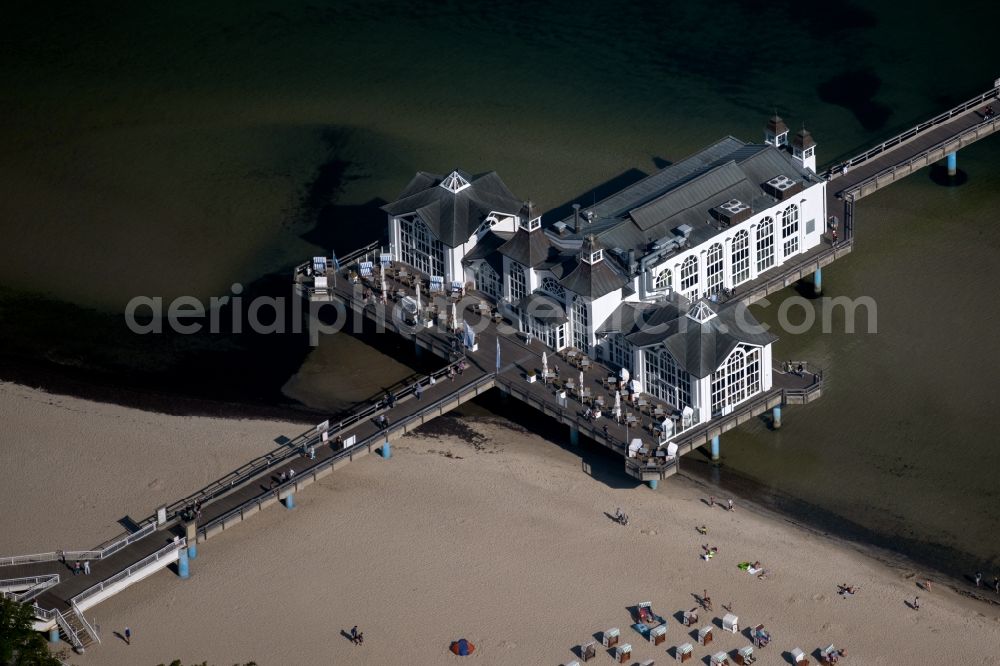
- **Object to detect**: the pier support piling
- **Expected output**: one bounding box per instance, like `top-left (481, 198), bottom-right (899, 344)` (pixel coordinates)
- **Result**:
top-left (49, 628), bottom-right (60, 644)
top-left (380, 439), bottom-right (392, 459)
top-left (772, 405), bottom-right (782, 429)
top-left (177, 547), bottom-right (190, 579)
top-left (283, 493), bottom-right (296, 509)
top-left (813, 267), bottom-right (822, 295)
top-left (185, 522), bottom-right (197, 559)
top-left (647, 479), bottom-right (658, 490)
top-left (710, 435), bottom-right (720, 462)
top-left (569, 425), bottom-right (580, 447)
top-left (947, 151), bottom-right (957, 177)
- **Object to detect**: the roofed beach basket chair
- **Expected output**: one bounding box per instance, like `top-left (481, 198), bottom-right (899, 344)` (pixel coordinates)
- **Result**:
top-left (614, 643), bottom-right (632, 663)
top-left (602, 628), bottom-right (620, 647)
top-left (649, 623), bottom-right (667, 645)
top-left (682, 608), bottom-right (698, 626)
top-left (449, 638), bottom-right (475, 656)
top-left (697, 624), bottom-right (714, 645)
top-left (735, 644), bottom-right (756, 665)
top-left (580, 640), bottom-right (597, 661)
top-left (710, 651), bottom-right (730, 665)
top-left (674, 642), bottom-right (694, 662)
top-left (722, 613), bottom-right (739, 634)
top-left (791, 647), bottom-right (810, 664)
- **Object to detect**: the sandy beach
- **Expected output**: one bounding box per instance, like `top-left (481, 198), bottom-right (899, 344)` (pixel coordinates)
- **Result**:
top-left (3, 382), bottom-right (1000, 665)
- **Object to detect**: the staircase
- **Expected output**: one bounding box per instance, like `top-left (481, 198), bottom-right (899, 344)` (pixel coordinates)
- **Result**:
top-left (55, 604), bottom-right (99, 653)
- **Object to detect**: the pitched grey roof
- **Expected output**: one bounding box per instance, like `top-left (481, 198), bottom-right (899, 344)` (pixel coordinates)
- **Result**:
top-left (602, 295), bottom-right (776, 378)
top-left (557, 257), bottom-right (628, 299)
top-left (498, 227), bottom-right (554, 267)
top-left (382, 170), bottom-right (523, 248)
top-left (551, 138), bottom-right (818, 260)
top-left (519, 291), bottom-right (568, 325)
top-left (462, 230), bottom-right (513, 275)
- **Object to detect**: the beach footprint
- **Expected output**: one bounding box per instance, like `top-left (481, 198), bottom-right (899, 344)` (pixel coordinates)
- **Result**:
top-left (147, 478), bottom-right (164, 491)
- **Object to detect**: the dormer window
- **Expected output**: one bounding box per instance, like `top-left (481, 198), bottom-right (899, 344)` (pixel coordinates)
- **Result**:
top-left (520, 215), bottom-right (542, 232)
top-left (582, 248), bottom-right (603, 264)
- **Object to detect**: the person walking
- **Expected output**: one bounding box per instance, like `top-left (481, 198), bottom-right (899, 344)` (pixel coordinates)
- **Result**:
top-left (124, 626), bottom-right (132, 645)
top-left (357, 632), bottom-right (364, 646)
top-left (73, 561), bottom-right (81, 576)
top-left (727, 498), bottom-right (735, 512)
top-left (350, 626), bottom-right (358, 643)
top-left (83, 560), bottom-right (90, 575)
top-left (709, 496), bottom-right (715, 507)
top-left (913, 596), bottom-right (920, 610)
top-left (976, 572), bottom-right (983, 587)
top-left (415, 382), bottom-right (423, 400)
top-left (994, 576), bottom-right (999, 594)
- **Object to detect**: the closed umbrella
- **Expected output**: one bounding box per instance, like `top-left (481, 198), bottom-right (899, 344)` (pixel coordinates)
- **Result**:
top-left (614, 390), bottom-right (622, 421)
top-left (620, 367), bottom-right (630, 384)
top-left (451, 300), bottom-right (458, 331)
top-left (542, 352), bottom-right (548, 380)
top-left (415, 280), bottom-right (421, 310)
top-left (579, 370), bottom-right (584, 394)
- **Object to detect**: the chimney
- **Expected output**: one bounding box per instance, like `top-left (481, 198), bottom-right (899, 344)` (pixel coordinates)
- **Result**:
top-left (572, 203), bottom-right (580, 233)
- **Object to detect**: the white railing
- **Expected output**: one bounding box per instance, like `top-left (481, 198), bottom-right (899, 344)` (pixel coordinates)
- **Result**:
top-left (0, 574), bottom-right (60, 603)
top-left (72, 537), bottom-right (186, 607)
top-left (0, 522), bottom-right (157, 568)
top-left (54, 609), bottom-right (84, 651)
top-left (72, 601), bottom-right (100, 645)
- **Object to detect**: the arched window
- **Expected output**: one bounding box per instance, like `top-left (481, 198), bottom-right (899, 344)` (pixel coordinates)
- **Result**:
top-left (654, 268), bottom-right (672, 291)
top-left (642, 345), bottom-right (691, 408)
top-left (781, 204), bottom-right (800, 257)
top-left (572, 297), bottom-right (590, 352)
top-left (756, 217), bottom-right (775, 273)
top-left (476, 263), bottom-right (502, 301)
top-left (400, 216), bottom-right (446, 277)
top-left (731, 230), bottom-right (750, 286)
top-left (540, 276), bottom-right (565, 301)
top-left (706, 243), bottom-right (724, 294)
top-left (710, 343), bottom-right (762, 415)
top-left (680, 256), bottom-right (699, 300)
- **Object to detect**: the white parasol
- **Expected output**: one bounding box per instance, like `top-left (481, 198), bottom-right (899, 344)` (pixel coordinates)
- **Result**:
top-left (613, 390), bottom-right (622, 420)
top-left (451, 300), bottom-right (458, 331)
top-left (620, 367), bottom-right (630, 383)
top-left (415, 280), bottom-right (421, 310)
top-left (579, 370), bottom-right (584, 393)
top-left (542, 351), bottom-right (548, 379)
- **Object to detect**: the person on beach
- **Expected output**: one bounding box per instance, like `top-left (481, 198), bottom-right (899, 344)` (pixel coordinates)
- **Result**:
top-left (73, 561), bottom-right (81, 576)
top-left (696, 525), bottom-right (707, 535)
top-left (702, 590), bottom-right (712, 611)
top-left (288, 468), bottom-right (295, 479)
top-left (709, 496), bottom-right (715, 507)
top-left (976, 572), bottom-right (983, 587)
top-left (350, 626), bottom-right (358, 643)
top-left (414, 382), bottom-right (423, 400)
top-left (124, 626), bottom-right (132, 645)
top-left (913, 596), bottom-right (920, 610)
top-left (83, 560), bottom-right (90, 575)
top-left (356, 632), bottom-right (364, 646)
top-left (728, 498), bottom-right (734, 512)
top-left (994, 576), bottom-right (999, 594)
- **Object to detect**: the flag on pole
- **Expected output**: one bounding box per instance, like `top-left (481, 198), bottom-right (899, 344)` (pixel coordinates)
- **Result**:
top-left (463, 321), bottom-right (476, 349)
top-left (331, 253), bottom-right (340, 271)
top-left (495, 338), bottom-right (501, 373)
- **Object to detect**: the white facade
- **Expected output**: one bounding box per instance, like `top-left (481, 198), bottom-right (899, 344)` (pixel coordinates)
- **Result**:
top-left (639, 181), bottom-right (826, 302)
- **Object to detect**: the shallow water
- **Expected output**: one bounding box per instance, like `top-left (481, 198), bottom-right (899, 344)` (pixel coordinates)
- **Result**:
top-left (2, 2), bottom-right (999, 574)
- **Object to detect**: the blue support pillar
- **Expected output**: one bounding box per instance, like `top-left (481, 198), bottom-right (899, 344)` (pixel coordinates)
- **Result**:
top-left (947, 151), bottom-right (957, 176)
top-left (187, 542), bottom-right (197, 559)
top-left (49, 627), bottom-right (60, 644)
top-left (569, 425), bottom-right (580, 447)
top-left (773, 405), bottom-right (782, 430)
top-left (710, 435), bottom-right (720, 462)
top-left (380, 439), bottom-right (392, 459)
top-left (283, 493), bottom-right (296, 509)
top-left (185, 522), bottom-right (197, 559)
top-left (813, 267), bottom-right (823, 295)
top-left (177, 548), bottom-right (190, 579)
top-left (647, 479), bottom-right (658, 490)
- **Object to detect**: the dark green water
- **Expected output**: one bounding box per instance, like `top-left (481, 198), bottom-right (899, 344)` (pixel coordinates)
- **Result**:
top-left (2, 2), bottom-right (998, 575)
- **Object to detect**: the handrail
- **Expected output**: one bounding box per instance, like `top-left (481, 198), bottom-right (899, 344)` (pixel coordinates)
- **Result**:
top-left (54, 609), bottom-right (83, 652)
top-left (822, 81), bottom-right (1000, 178)
top-left (72, 538), bottom-right (187, 607)
top-left (197, 373), bottom-right (497, 538)
top-left (0, 522), bottom-right (157, 568)
top-left (842, 115), bottom-right (1000, 197)
top-left (0, 574), bottom-right (60, 603)
top-left (71, 600), bottom-right (100, 644)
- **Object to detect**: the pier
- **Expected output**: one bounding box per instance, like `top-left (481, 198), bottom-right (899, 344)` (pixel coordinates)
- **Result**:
top-left (5, 79), bottom-right (998, 653)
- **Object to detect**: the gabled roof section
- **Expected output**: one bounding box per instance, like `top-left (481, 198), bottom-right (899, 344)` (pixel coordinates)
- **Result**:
top-left (557, 248), bottom-right (628, 299)
top-left (462, 230), bottom-right (513, 275)
top-left (382, 170), bottom-right (523, 248)
top-left (628, 161), bottom-right (749, 232)
top-left (611, 295), bottom-right (776, 378)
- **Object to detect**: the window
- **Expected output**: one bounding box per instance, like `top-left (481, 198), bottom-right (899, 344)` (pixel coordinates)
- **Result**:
top-left (643, 346), bottom-right (691, 408)
top-left (608, 334), bottom-right (633, 373)
top-left (756, 217), bottom-right (775, 273)
top-left (476, 263), bottom-right (502, 301)
top-left (781, 204), bottom-right (799, 257)
top-left (572, 297), bottom-right (590, 352)
top-left (508, 262), bottom-right (527, 303)
top-left (706, 243), bottom-right (723, 294)
top-left (731, 230), bottom-right (750, 286)
top-left (654, 268), bottom-right (672, 291)
top-left (540, 276), bottom-right (565, 301)
top-left (710, 344), bottom-right (762, 415)
top-left (680, 255), bottom-right (699, 300)
top-left (400, 216), bottom-right (446, 277)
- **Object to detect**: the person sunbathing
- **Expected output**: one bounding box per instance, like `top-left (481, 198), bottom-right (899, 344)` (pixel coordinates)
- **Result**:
top-left (696, 525), bottom-right (708, 535)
